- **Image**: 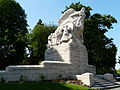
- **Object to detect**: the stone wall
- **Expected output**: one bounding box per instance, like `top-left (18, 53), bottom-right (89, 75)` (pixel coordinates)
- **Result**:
top-left (0, 61), bottom-right (95, 82)
top-left (0, 61), bottom-right (71, 81)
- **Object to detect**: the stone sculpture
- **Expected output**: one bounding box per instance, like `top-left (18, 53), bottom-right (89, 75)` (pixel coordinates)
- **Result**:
top-left (45, 7), bottom-right (96, 75)
top-left (47, 7), bottom-right (86, 48)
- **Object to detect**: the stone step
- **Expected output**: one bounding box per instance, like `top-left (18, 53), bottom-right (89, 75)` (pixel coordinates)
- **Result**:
top-left (93, 83), bottom-right (119, 87)
top-left (92, 85), bottom-right (120, 90)
top-left (91, 76), bottom-right (120, 89)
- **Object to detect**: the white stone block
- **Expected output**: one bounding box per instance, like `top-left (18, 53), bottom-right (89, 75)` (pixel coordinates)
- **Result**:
top-left (104, 73), bottom-right (114, 82)
top-left (76, 73), bottom-right (94, 87)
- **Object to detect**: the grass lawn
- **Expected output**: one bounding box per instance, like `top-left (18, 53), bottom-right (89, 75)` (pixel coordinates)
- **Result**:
top-left (0, 81), bottom-right (91, 90)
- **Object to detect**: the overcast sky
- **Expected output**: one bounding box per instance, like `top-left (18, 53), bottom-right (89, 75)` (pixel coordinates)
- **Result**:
top-left (16, 0), bottom-right (120, 69)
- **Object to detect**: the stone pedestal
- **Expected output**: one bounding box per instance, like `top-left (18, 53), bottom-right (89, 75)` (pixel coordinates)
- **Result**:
top-left (45, 43), bottom-right (89, 74)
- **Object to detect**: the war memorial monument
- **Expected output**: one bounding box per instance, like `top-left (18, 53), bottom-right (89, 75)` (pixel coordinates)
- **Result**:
top-left (0, 8), bottom-right (116, 87)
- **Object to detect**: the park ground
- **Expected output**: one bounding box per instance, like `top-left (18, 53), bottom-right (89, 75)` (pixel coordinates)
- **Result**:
top-left (0, 81), bottom-right (91, 90)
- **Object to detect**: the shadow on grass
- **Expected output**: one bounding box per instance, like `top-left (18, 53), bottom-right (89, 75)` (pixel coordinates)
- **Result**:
top-left (0, 82), bottom-right (91, 90)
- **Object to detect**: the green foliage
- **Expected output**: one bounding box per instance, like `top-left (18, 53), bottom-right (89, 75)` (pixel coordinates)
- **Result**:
top-left (64, 2), bottom-right (117, 74)
top-left (0, 82), bottom-right (91, 90)
top-left (118, 56), bottom-right (120, 64)
top-left (57, 74), bottom-right (63, 80)
top-left (39, 74), bottom-right (46, 81)
top-left (0, 0), bottom-right (28, 69)
top-left (0, 77), bottom-right (5, 83)
top-left (117, 69), bottom-right (120, 74)
top-left (25, 20), bottom-right (57, 64)
top-left (62, 2), bottom-right (92, 19)
top-left (84, 13), bottom-right (117, 74)
top-left (19, 75), bottom-right (28, 82)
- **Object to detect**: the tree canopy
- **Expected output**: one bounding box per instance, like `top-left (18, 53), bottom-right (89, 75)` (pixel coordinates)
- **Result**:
top-left (25, 20), bottom-right (57, 64)
top-left (0, 0), bottom-right (28, 69)
top-left (116, 68), bottom-right (120, 74)
top-left (118, 56), bottom-right (120, 64)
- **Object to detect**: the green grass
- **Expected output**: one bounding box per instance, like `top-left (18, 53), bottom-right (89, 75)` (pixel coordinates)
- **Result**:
top-left (0, 82), bottom-right (91, 90)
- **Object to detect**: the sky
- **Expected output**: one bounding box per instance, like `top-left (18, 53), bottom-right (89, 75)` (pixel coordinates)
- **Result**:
top-left (16, 0), bottom-right (120, 69)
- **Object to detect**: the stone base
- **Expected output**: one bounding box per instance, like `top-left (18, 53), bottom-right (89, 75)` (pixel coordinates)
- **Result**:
top-left (45, 44), bottom-right (90, 74)
top-left (0, 61), bottom-right (95, 82)
top-left (45, 44), bottom-right (88, 63)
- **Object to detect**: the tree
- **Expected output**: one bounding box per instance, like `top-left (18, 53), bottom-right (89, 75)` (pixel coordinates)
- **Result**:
top-left (116, 69), bottom-right (120, 74)
top-left (0, 0), bottom-right (28, 69)
top-left (63, 2), bottom-right (117, 74)
top-left (118, 56), bottom-right (120, 64)
top-left (26, 20), bottom-right (57, 64)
